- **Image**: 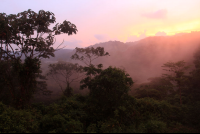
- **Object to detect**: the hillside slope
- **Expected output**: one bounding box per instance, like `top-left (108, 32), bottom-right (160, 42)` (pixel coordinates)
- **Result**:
top-left (42, 31), bottom-right (200, 83)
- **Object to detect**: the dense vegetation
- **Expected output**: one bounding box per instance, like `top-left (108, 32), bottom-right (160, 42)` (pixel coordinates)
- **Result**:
top-left (0, 9), bottom-right (200, 133)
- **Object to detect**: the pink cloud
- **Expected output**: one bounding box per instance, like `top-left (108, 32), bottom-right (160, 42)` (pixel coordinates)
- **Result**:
top-left (142, 9), bottom-right (167, 19)
top-left (94, 34), bottom-right (119, 43)
top-left (94, 34), bottom-right (109, 41)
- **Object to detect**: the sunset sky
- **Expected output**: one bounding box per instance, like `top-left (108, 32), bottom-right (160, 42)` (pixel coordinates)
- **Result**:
top-left (1, 0), bottom-right (200, 49)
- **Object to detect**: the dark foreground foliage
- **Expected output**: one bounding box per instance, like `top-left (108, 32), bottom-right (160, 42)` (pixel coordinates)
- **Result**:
top-left (0, 96), bottom-right (199, 133)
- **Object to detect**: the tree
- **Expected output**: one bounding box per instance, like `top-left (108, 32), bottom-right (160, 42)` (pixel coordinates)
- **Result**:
top-left (80, 66), bottom-right (134, 132)
top-left (71, 46), bottom-right (110, 94)
top-left (82, 66), bottom-right (133, 120)
top-left (0, 9), bottom-right (77, 60)
top-left (47, 61), bottom-right (83, 97)
top-left (71, 46), bottom-right (110, 83)
top-left (188, 46), bottom-right (200, 101)
top-left (0, 9), bottom-right (77, 108)
top-left (71, 47), bottom-right (109, 66)
top-left (162, 60), bottom-right (190, 105)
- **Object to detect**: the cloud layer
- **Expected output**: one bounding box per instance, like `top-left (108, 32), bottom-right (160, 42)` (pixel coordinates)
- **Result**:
top-left (155, 31), bottom-right (167, 36)
top-left (142, 9), bottom-right (167, 19)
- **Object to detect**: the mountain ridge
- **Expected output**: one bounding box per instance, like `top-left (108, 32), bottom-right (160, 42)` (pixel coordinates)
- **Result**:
top-left (41, 31), bottom-right (200, 83)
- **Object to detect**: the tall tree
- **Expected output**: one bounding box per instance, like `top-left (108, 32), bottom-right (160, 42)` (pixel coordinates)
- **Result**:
top-left (0, 9), bottom-right (77, 108)
top-left (71, 46), bottom-right (109, 79)
top-left (71, 47), bottom-right (109, 66)
top-left (82, 66), bottom-right (134, 130)
top-left (0, 9), bottom-right (77, 60)
top-left (162, 60), bottom-right (190, 105)
top-left (47, 61), bottom-right (83, 97)
top-left (188, 46), bottom-right (200, 101)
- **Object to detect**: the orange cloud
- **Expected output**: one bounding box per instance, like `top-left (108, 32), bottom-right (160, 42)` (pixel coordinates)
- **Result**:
top-left (126, 30), bottom-right (147, 42)
top-left (142, 9), bottom-right (167, 19)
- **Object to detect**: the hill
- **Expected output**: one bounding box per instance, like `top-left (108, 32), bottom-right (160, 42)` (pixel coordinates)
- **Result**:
top-left (42, 31), bottom-right (200, 83)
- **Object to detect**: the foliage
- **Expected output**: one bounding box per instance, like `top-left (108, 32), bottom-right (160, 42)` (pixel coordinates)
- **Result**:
top-left (38, 95), bottom-right (86, 133)
top-left (40, 114), bottom-right (83, 133)
top-left (0, 60), bottom-right (15, 105)
top-left (162, 60), bottom-right (190, 105)
top-left (85, 96), bottom-right (138, 133)
top-left (0, 58), bottom-right (44, 108)
top-left (135, 77), bottom-right (173, 100)
top-left (81, 66), bottom-right (134, 132)
top-left (0, 9), bottom-right (77, 60)
top-left (168, 122), bottom-right (199, 133)
top-left (82, 67), bottom-right (133, 108)
top-left (138, 120), bottom-right (167, 133)
top-left (187, 47), bottom-right (200, 102)
top-left (0, 102), bottom-right (39, 133)
top-left (162, 61), bottom-right (190, 83)
top-left (0, 9), bottom-right (77, 108)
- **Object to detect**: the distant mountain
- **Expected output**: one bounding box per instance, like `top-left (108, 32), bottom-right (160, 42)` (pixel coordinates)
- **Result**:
top-left (41, 31), bottom-right (200, 83)
top-left (42, 49), bottom-right (74, 62)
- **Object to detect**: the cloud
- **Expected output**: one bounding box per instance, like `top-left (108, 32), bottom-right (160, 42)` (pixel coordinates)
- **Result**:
top-left (94, 34), bottom-right (109, 42)
top-left (155, 31), bottom-right (167, 36)
top-left (142, 9), bottom-right (167, 19)
top-left (126, 30), bottom-right (147, 42)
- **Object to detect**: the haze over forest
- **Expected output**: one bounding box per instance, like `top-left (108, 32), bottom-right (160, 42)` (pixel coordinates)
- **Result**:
top-left (37, 31), bottom-right (200, 98)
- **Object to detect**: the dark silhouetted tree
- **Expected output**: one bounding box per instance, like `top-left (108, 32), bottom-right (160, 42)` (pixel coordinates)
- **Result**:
top-left (0, 9), bottom-right (77, 108)
top-left (71, 46), bottom-right (110, 85)
top-left (162, 60), bottom-right (190, 105)
top-left (82, 66), bottom-right (133, 123)
top-left (188, 46), bottom-right (200, 101)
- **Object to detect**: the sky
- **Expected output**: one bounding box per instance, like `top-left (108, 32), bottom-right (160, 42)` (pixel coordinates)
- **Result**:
top-left (1, 0), bottom-right (200, 49)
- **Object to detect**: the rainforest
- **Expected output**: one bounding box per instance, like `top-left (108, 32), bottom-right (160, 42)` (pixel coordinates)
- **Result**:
top-left (0, 9), bottom-right (200, 133)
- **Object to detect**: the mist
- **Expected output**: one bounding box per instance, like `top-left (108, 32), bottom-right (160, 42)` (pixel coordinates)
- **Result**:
top-left (35, 31), bottom-right (200, 102)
